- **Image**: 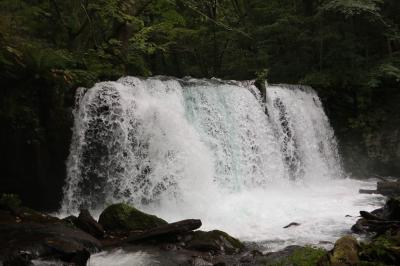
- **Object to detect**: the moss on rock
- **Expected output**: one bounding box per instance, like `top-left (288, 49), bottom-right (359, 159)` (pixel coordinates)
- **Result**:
top-left (359, 231), bottom-right (400, 265)
top-left (98, 203), bottom-right (167, 232)
top-left (329, 235), bottom-right (360, 266)
top-left (186, 230), bottom-right (244, 254)
top-left (289, 246), bottom-right (326, 266)
top-left (265, 246), bottom-right (326, 266)
top-left (317, 235), bottom-right (360, 266)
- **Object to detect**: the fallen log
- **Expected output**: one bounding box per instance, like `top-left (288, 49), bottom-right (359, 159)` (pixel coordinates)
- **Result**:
top-left (283, 222), bottom-right (300, 229)
top-left (128, 219), bottom-right (202, 243)
top-left (359, 189), bottom-right (378, 195)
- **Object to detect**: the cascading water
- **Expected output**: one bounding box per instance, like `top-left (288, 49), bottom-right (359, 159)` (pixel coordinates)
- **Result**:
top-left (265, 85), bottom-right (343, 181)
top-left (61, 76), bottom-right (382, 250)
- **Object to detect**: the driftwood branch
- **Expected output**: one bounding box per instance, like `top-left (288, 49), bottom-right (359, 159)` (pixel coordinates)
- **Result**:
top-left (128, 219), bottom-right (202, 242)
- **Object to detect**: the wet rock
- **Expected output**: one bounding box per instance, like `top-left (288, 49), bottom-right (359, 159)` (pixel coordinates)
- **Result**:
top-left (186, 230), bottom-right (244, 255)
top-left (352, 198), bottom-right (400, 235)
top-left (0, 209), bottom-right (101, 265)
top-left (351, 218), bottom-right (369, 234)
top-left (62, 215), bottom-right (79, 228)
top-left (385, 197), bottom-right (400, 220)
top-left (283, 222), bottom-right (300, 228)
top-left (128, 219), bottom-right (202, 243)
top-left (377, 181), bottom-right (400, 196)
top-left (320, 235), bottom-right (359, 266)
top-left (2, 251), bottom-right (33, 266)
top-left (98, 203), bottom-right (167, 233)
top-left (360, 210), bottom-right (384, 221)
top-left (76, 209), bottom-right (105, 239)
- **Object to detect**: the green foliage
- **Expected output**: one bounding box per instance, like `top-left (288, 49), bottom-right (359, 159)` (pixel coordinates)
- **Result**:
top-left (288, 247), bottom-right (326, 266)
top-left (359, 232), bottom-right (400, 265)
top-left (267, 246), bottom-right (326, 266)
top-left (0, 194), bottom-right (22, 210)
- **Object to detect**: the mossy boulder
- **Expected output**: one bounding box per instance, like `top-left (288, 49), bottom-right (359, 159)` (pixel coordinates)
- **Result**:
top-left (320, 235), bottom-right (359, 266)
top-left (98, 203), bottom-right (167, 232)
top-left (186, 230), bottom-right (244, 254)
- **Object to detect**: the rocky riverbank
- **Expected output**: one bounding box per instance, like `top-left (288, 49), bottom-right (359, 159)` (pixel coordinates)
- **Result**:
top-left (2, 181), bottom-right (400, 266)
top-left (318, 179), bottom-right (400, 266)
top-left (0, 194), bottom-right (327, 266)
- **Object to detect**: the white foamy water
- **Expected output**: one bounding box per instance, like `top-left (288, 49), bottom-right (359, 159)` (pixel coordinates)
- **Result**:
top-left (88, 249), bottom-right (157, 266)
top-left (60, 76), bottom-right (384, 251)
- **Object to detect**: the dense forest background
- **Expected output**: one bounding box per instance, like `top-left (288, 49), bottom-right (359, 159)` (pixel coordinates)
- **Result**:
top-left (1, 0), bottom-right (399, 210)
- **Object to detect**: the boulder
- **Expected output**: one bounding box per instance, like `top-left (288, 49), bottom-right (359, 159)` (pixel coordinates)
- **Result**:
top-left (320, 235), bottom-right (359, 266)
top-left (0, 208), bottom-right (101, 265)
top-left (377, 181), bottom-right (400, 196)
top-left (385, 197), bottom-right (400, 220)
top-left (76, 209), bottom-right (105, 239)
top-left (63, 215), bottom-right (79, 228)
top-left (186, 230), bottom-right (244, 255)
top-left (98, 203), bottom-right (167, 233)
top-left (351, 218), bottom-right (369, 234)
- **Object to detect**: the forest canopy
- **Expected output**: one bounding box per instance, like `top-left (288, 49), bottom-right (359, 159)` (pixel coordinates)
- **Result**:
top-left (1, 0), bottom-right (399, 83)
top-left (1, 0), bottom-right (399, 141)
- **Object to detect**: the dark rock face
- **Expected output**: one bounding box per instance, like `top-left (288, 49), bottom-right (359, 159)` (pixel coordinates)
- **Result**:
top-left (378, 181), bottom-right (400, 197)
top-left (98, 203), bottom-right (168, 232)
top-left (0, 207), bottom-right (101, 266)
top-left (349, 196), bottom-right (400, 265)
top-left (76, 209), bottom-right (105, 239)
top-left (352, 197), bottom-right (400, 235)
top-left (384, 197), bottom-right (400, 220)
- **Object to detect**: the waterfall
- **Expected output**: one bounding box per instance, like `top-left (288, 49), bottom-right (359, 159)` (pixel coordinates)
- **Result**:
top-left (266, 85), bottom-right (343, 181)
top-left (62, 77), bottom-right (343, 212)
top-left (60, 76), bottom-right (385, 251)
